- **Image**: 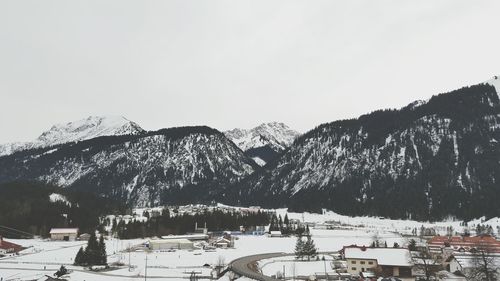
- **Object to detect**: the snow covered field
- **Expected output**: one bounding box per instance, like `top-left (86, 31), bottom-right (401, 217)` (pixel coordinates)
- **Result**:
top-left (259, 255), bottom-right (337, 278)
top-left (1, 208), bottom-right (499, 280)
top-left (0, 228), bottom-right (403, 281)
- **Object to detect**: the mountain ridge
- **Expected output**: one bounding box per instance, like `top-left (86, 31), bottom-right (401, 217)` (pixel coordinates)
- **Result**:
top-left (0, 125), bottom-right (257, 207)
top-left (0, 116), bottom-right (145, 156)
top-left (225, 78), bottom-right (500, 220)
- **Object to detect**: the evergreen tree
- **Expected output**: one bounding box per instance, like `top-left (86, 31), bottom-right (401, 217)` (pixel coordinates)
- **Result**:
top-left (85, 232), bottom-right (99, 265)
top-left (98, 234), bottom-right (107, 265)
top-left (294, 236), bottom-right (305, 260)
top-left (303, 236), bottom-right (317, 261)
top-left (74, 247), bottom-right (85, 265)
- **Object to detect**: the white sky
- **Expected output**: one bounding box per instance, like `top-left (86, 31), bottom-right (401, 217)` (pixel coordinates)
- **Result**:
top-left (1, 0), bottom-right (499, 143)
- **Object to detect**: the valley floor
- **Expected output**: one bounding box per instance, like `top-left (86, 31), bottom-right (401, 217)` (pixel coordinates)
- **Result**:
top-left (1, 208), bottom-right (497, 281)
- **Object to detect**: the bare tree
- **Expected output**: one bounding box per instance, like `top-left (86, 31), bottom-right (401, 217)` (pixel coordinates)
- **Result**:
top-left (411, 248), bottom-right (441, 281)
top-left (467, 240), bottom-right (498, 281)
top-left (371, 232), bottom-right (382, 248)
top-left (215, 255), bottom-right (226, 276)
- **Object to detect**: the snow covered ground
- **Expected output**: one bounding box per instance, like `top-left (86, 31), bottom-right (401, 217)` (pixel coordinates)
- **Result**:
top-left (275, 208), bottom-right (500, 236)
top-left (1, 207), bottom-right (499, 280)
top-left (259, 255), bottom-right (337, 278)
top-left (0, 228), bottom-right (403, 281)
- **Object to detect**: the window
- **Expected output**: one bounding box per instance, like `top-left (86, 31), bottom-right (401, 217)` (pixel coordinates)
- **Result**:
top-left (361, 268), bottom-right (365, 272)
top-left (352, 267), bottom-right (356, 271)
top-left (360, 261), bottom-right (365, 264)
top-left (368, 261), bottom-right (373, 265)
top-left (351, 261), bottom-right (357, 264)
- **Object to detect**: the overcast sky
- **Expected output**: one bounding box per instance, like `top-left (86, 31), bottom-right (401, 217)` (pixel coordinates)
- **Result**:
top-left (1, 1), bottom-right (500, 143)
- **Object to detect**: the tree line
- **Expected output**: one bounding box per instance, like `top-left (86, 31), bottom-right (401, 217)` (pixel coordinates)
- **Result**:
top-left (109, 209), bottom-right (270, 239)
top-left (0, 182), bottom-right (126, 238)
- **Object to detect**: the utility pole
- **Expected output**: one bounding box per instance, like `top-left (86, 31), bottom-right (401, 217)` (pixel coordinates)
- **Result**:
top-left (128, 243), bottom-right (131, 271)
top-left (323, 257), bottom-right (328, 280)
top-left (144, 254), bottom-right (148, 281)
top-left (283, 265), bottom-right (285, 280)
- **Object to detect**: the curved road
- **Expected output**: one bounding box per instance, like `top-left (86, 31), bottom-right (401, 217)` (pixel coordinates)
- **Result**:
top-left (228, 251), bottom-right (339, 281)
top-left (228, 252), bottom-right (288, 281)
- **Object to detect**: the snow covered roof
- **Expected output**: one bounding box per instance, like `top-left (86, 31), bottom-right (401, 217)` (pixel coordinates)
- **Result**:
top-left (344, 247), bottom-right (412, 267)
top-left (149, 239), bottom-right (193, 244)
top-left (49, 228), bottom-right (78, 234)
top-left (450, 253), bottom-right (500, 269)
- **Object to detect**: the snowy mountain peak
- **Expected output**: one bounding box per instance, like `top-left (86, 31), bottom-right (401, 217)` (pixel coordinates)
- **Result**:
top-left (0, 116), bottom-right (145, 156)
top-left (36, 115), bottom-right (145, 146)
top-left (225, 122), bottom-right (300, 152)
top-left (224, 122), bottom-right (300, 166)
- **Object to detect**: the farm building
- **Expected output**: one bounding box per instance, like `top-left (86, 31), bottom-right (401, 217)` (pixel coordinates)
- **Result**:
top-left (148, 239), bottom-right (194, 250)
top-left (49, 228), bottom-right (79, 241)
top-left (0, 236), bottom-right (23, 254)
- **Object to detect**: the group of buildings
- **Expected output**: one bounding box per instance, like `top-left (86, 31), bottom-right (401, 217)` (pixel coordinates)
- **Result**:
top-left (147, 224), bottom-right (236, 251)
top-left (337, 234), bottom-right (500, 281)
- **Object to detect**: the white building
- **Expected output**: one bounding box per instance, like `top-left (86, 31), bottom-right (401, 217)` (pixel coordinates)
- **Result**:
top-left (148, 239), bottom-right (194, 250)
top-left (343, 246), bottom-right (414, 281)
top-left (269, 231), bottom-right (282, 237)
top-left (446, 253), bottom-right (500, 278)
top-left (49, 228), bottom-right (79, 241)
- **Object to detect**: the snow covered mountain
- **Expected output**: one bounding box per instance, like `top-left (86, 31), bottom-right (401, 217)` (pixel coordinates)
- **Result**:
top-left (224, 122), bottom-right (300, 166)
top-left (227, 77), bottom-right (500, 220)
top-left (0, 116), bottom-right (145, 156)
top-left (0, 126), bottom-right (257, 206)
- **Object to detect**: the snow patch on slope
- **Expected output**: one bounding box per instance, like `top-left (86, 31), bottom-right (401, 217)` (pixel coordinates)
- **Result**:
top-left (487, 75), bottom-right (500, 96)
top-left (49, 193), bottom-right (71, 206)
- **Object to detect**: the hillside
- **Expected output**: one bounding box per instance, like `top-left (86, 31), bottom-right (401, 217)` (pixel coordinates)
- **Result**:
top-left (227, 78), bottom-right (500, 220)
top-left (0, 126), bottom-right (257, 207)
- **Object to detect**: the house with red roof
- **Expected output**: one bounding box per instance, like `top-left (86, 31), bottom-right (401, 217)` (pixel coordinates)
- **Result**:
top-left (0, 236), bottom-right (23, 255)
top-left (427, 235), bottom-right (500, 254)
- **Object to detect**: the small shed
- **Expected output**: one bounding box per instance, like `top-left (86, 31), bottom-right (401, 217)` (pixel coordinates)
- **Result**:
top-left (269, 231), bottom-right (283, 237)
top-left (78, 233), bottom-right (91, 241)
top-left (148, 239), bottom-right (194, 250)
top-left (213, 237), bottom-right (233, 248)
top-left (50, 228), bottom-right (79, 241)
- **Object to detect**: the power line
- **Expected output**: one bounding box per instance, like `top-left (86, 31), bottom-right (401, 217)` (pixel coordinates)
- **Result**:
top-left (0, 225), bottom-right (35, 238)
